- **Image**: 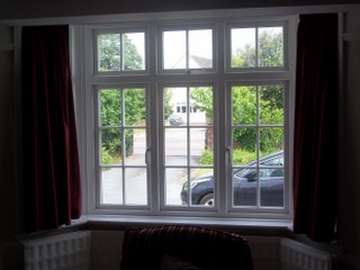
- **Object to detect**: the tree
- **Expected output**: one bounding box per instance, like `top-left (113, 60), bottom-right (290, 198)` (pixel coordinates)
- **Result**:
top-left (192, 30), bottom-right (284, 164)
top-left (99, 35), bottom-right (145, 164)
top-left (190, 87), bottom-right (213, 121)
top-left (231, 28), bottom-right (283, 68)
top-left (258, 29), bottom-right (283, 67)
top-left (123, 35), bottom-right (143, 70)
top-left (98, 34), bottom-right (143, 71)
top-left (98, 34), bottom-right (120, 71)
top-left (163, 89), bottom-right (174, 120)
top-left (100, 89), bottom-right (146, 164)
top-left (231, 44), bottom-right (256, 68)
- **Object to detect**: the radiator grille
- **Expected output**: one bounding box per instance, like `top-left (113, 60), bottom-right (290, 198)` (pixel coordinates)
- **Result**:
top-left (23, 231), bottom-right (91, 270)
top-left (280, 238), bottom-right (332, 270)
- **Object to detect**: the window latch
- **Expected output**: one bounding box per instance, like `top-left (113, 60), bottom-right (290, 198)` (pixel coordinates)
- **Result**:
top-left (145, 147), bottom-right (151, 165)
top-left (225, 147), bottom-right (231, 165)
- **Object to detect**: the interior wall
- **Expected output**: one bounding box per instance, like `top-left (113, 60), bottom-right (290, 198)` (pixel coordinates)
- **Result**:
top-left (0, 0), bottom-right (360, 20)
top-left (337, 10), bottom-right (360, 270)
top-left (0, 26), bottom-right (15, 242)
top-left (0, 26), bottom-right (18, 270)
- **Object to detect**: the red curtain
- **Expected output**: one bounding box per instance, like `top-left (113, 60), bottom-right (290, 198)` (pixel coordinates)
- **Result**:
top-left (22, 25), bottom-right (81, 232)
top-left (293, 14), bottom-right (338, 241)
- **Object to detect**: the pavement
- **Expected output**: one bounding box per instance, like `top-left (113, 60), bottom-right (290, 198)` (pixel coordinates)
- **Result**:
top-left (101, 127), bottom-right (211, 205)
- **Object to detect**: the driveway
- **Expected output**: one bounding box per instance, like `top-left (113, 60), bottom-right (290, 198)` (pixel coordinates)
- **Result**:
top-left (101, 128), bottom-right (209, 205)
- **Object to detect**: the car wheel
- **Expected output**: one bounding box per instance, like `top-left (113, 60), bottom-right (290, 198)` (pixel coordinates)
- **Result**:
top-left (199, 193), bottom-right (214, 206)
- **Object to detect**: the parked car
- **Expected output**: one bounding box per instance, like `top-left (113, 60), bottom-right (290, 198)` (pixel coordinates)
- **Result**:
top-left (168, 114), bottom-right (185, 126)
top-left (180, 151), bottom-right (284, 207)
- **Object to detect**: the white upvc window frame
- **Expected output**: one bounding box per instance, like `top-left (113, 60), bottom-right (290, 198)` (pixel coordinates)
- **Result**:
top-left (158, 81), bottom-right (217, 212)
top-left (92, 23), bottom-right (150, 77)
top-left (225, 80), bottom-right (290, 215)
top-left (74, 13), bottom-right (297, 220)
top-left (158, 22), bottom-right (218, 74)
top-left (225, 19), bottom-right (289, 73)
top-left (94, 83), bottom-right (152, 209)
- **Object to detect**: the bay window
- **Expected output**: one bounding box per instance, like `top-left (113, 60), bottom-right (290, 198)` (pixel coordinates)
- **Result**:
top-left (76, 14), bottom-right (296, 219)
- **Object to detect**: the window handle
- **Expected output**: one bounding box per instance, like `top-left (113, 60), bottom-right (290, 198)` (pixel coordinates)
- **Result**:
top-left (145, 147), bottom-right (151, 165)
top-left (225, 147), bottom-right (231, 164)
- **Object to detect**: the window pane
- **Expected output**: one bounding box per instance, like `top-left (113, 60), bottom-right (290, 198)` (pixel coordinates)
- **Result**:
top-left (258, 27), bottom-right (284, 67)
top-left (166, 168), bottom-right (188, 206)
top-left (232, 86), bottom-right (257, 125)
top-left (231, 28), bottom-right (256, 68)
top-left (124, 129), bottom-right (146, 165)
top-left (190, 87), bottom-right (213, 126)
top-left (259, 128), bottom-right (284, 159)
top-left (165, 128), bottom-right (187, 166)
top-left (260, 168), bottom-right (284, 207)
top-left (123, 32), bottom-right (145, 71)
top-left (261, 156), bottom-right (284, 167)
top-left (97, 33), bottom-right (121, 72)
top-left (164, 87), bottom-right (187, 126)
top-left (99, 89), bottom-right (121, 127)
top-left (163, 31), bottom-right (186, 69)
top-left (190, 168), bottom-right (214, 207)
top-left (101, 168), bottom-right (122, 204)
top-left (189, 29), bottom-right (213, 69)
top-left (232, 168), bottom-right (257, 206)
top-left (124, 88), bottom-right (146, 127)
top-left (190, 128), bottom-right (211, 166)
top-left (232, 128), bottom-right (257, 167)
top-left (259, 85), bottom-right (284, 124)
top-left (125, 168), bottom-right (147, 205)
top-left (100, 128), bottom-right (122, 165)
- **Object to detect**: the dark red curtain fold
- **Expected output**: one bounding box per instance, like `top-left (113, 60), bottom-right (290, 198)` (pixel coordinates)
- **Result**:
top-left (22, 25), bottom-right (81, 232)
top-left (293, 14), bottom-right (338, 241)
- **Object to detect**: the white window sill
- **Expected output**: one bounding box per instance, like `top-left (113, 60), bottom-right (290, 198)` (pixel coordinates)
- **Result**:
top-left (77, 214), bottom-right (293, 235)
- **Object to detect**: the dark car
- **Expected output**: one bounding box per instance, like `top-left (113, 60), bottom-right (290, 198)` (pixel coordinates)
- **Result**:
top-left (181, 151), bottom-right (284, 207)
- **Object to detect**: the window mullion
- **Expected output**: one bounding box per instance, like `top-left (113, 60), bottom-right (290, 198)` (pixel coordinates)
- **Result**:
top-left (120, 33), bottom-right (124, 71)
top-left (158, 85), bottom-right (166, 211)
top-left (255, 27), bottom-right (259, 67)
top-left (216, 21), bottom-right (227, 215)
top-left (147, 24), bottom-right (160, 213)
top-left (147, 83), bottom-right (158, 212)
top-left (256, 85), bottom-right (260, 209)
top-left (121, 89), bottom-right (126, 205)
top-left (224, 83), bottom-right (232, 214)
top-left (185, 30), bottom-right (189, 70)
top-left (186, 87), bottom-right (191, 207)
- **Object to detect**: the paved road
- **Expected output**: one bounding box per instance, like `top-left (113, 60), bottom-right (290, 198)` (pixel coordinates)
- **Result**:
top-left (101, 128), bottom-right (210, 205)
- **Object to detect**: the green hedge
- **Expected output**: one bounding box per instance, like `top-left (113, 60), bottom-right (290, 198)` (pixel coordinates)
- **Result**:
top-left (199, 149), bottom-right (257, 165)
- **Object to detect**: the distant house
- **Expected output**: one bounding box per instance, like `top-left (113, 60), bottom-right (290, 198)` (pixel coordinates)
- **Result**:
top-left (169, 55), bottom-right (211, 124)
top-left (189, 55), bottom-right (212, 69)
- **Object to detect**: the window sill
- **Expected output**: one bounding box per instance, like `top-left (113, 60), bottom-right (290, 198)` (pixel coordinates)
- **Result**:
top-left (81, 214), bottom-right (293, 236)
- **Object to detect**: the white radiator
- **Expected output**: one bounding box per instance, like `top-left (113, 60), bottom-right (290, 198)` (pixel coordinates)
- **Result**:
top-left (23, 230), bottom-right (91, 270)
top-left (280, 238), bottom-right (332, 270)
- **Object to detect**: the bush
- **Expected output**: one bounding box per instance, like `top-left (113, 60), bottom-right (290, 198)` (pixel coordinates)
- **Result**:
top-left (101, 146), bottom-right (121, 164)
top-left (125, 130), bottom-right (134, 156)
top-left (199, 149), bottom-right (257, 165)
top-left (101, 130), bottom-right (133, 164)
top-left (232, 149), bottom-right (256, 164)
top-left (199, 150), bottom-right (213, 165)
